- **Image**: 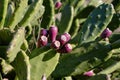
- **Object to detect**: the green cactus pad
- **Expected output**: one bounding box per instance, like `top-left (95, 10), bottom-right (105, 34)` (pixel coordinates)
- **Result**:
top-left (0, 58), bottom-right (13, 75)
top-left (4, 2), bottom-right (15, 27)
top-left (41, 0), bottom-right (55, 29)
top-left (11, 50), bottom-right (30, 80)
top-left (88, 74), bottom-right (108, 80)
top-left (77, 3), bottom-right (114, 45)
top-left (18, 0), bottom-right (43, 27)
top-left (30, 49), bottom-right (60, 80)
top-left (0, 0), bottom-right (8, 29)
top-left (112, 0), bottom-right (120, 12)
top-left (52, 41), bottom-right (112, 77)
top-left (108, 13), bottom-right (120, 31)
top-left (75, 0), bottom-right (103, 18)
top-left (110, 33), bottom-right (120, 43)
top-left (29, 46), bottom-right (50, 59)
top-left (58, 5), bottom-right (74, 34)
top-left (21, 39), bottom-right (28, 51)
top-left (111, 39), bottom-right (120, 49)
top-left (30, 5), bottom-right (45, 26)
top-left (0, 28), bottom-right (13, 45)
top-left (9, 0), bottom-right (28, 30)
top-left (6, 28), bottom-right (25, 63)
top-left (98, 61), bottom-right (120, 75)
top-left (0, 46), bottom-right (7, 59)
top-left (69, 18), bottom-right (80, 38)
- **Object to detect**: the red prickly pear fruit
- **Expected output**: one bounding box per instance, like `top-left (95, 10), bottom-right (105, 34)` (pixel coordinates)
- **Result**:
top-left (55, 1), bottom-right (62, 9)
top-left (49, 25), bottom-right (58, 42)
top-left (83, 70), bottom-right (95, 77)
top-left (63, 33), bottom-right (71, 42)
top-left (63, 43), bottom-right (72, 53)
top-left (51, 40), bottom-right (60, 50)
top-left (57, 35), bottom-right (67, 45)
top-left (37, 35), bottom-right (48, 47)
top-left (57, 43), bottom-right (72, 53)
top-left (40, 29), bottom-right (48, 37)
top-left (100, 28), bottom-right (112, 38)
top-left (57, 33), bottom-right (71, 46)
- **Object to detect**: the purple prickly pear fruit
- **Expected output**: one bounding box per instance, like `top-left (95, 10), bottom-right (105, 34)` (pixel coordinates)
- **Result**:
top-left (57, 43), bottom-right (72, 53)
top-left (40, 29), bottom-right (48, 37)
top-left (63, 33), bottom-right (71, 42)
top-left (49, 25), bottom-right (58, 42)
top-left (51, 40), bottom-right (61, 50)
top-left (57, 35), bottom-right (67, 45)
top-left (37, 35), bottom-right (48, 47)
top-left (63, 43), bottom-right (72, 53)
top-left (100, 28), bottom-right (112, 38)
top-left (55, 1), bottom-right (62, 9)
top-left (83, 70), bottom-right (95, 77)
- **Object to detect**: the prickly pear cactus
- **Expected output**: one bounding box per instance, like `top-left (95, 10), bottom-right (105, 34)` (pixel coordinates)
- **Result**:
top-left (0, 0), bottom-right (8, 29)
top-left (30, 48), bottom-right (59, 80)
top-left (0, 0), bottom-right (120, 80)
top-left (6, 28), bottom-right (25, 63)
top-left (11, 50), bottom-right (30, 80)
top-left (77, 3), bottom-right (114, 45)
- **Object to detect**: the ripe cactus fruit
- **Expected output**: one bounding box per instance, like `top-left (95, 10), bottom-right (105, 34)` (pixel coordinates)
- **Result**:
top-left (83, 70), bottom-right (95, 77)
top-left (57, 35), bottom-right (67, 45)
top-left (57, 33), bottom-right (71, 46)
top-left (100, 28), bottom-right (112, 38)
top-left (63, 43), bottom-right (72, 53)
top-left (57, 43), bottom-right (72, 53)
top-left (49, 25), bottom-right (58, 42)
top-left (40, 28), bottom-right (48, 37)
top-left (37, 35), bottom-right (48, 47)
top-left (51, 40), bottom-right (61, 50)
top-left (55, 1), bottom-right (62, 9)
top-left (63, 33), bottom-right (71, 42)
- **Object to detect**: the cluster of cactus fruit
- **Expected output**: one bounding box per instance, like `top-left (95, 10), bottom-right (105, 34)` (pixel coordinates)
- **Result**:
top-left (37, 25), bottom-right (72, 53)
top-left (0, 0), bottom-right (120, 80)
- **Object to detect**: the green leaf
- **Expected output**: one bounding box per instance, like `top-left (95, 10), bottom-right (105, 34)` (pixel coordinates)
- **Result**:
top-left (0, 46), bottom-right (7, 59)
top-left (9, 0), bottom-right (28, 30)
top-left (4, 1), bottom-right (15, 27)
top-left (108, 13), bottom-right (120, 31)
top-left (0, 0), bottom-right (8, 29)
top-left (77, 4), bottom-right (114, 45)
top-left (30, 49), bottom-right (60, 80)
top-left (29, 46), bottom-right (50, 59)
top-left (6, 28), bottom-right (25, 63)
top-left (58, 5), bottom-right (74, 34)
top-left (0, 28), bottom-right (13, 45)
top-left (18, 0), bottom-right (43, 27)
top-left (52, 41), bottom-right (112, 77)
top-left (11, 50), bottom-right (30, 80)
top-left (41, 0), bottom-right (55, 29)
top-left (30, 5), bottom-right (45, 26)
top-left (109, 33), bottom-right (120, 43)
top-left (88, 74), bottom-right (108, 80)
top-left (0, 58), bottom-right (13, 75)
top-left (98, 61), bottom-right (120, 74)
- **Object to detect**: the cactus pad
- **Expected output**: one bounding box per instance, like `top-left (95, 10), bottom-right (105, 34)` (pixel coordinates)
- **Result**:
top-left (78, 3), bottom-right (114, 45)
top-left (6, 28), bottom-right (25, 63)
